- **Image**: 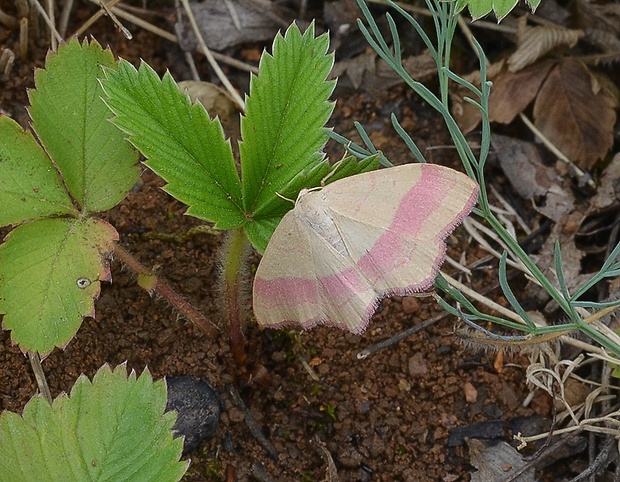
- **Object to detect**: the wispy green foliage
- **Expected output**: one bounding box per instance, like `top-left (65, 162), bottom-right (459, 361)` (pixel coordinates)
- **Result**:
top-left (353, 0), bottom-right (620, 357)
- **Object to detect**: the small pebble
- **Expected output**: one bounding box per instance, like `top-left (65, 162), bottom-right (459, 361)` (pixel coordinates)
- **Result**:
top-left (463, 382), bottom-right (478, 403)
top-left (165, 375), bottom-right (220, 454)
top-left (364, 434), bottom-right (386, 458)
top-left (227, 407), bottom-right (245, 423)
top-left (401, 296), bottom-right (420, 313)
top-left (338, 447), bottom-right (363, 468)
top-left (408, 353), bottom-right (428, 377)
top-left (398, 379), bottom-right (411, 392)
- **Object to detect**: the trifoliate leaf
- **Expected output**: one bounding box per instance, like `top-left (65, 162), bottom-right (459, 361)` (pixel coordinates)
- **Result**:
top-left (0, 217), bottom-right (117, 354)
top-left (0, 364), bottom-right (188, 482)
top-left (29, 38), bottom-right (139, 213)
top-left (101, 22), bottom-right (376, 253)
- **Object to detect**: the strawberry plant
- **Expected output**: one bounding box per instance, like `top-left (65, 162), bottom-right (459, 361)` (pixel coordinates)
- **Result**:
top-left (101, 23), bottom-right (379, 363)
top-left (0, 39), bottom-right (187, 479)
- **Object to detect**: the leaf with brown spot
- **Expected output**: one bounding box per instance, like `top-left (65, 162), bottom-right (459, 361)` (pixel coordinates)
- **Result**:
top-left (533, 58), bottom-right (617, 169)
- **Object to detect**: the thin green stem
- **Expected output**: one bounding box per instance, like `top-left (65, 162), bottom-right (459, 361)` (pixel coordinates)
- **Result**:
top-left (354, 0), bottom-right (620, 355)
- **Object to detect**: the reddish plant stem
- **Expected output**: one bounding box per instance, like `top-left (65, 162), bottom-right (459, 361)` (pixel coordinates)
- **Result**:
top-left (222, 228), bottom-right (248, 367)
top-left (114, 243), bottom-right (219, 339)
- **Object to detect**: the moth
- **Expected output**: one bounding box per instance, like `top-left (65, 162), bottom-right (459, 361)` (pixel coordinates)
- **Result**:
top-left (252, 163), bottom-right (479, 334)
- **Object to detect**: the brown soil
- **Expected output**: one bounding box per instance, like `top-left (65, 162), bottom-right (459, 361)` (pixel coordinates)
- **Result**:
top-left (0, 3), bottom-right (555, 481)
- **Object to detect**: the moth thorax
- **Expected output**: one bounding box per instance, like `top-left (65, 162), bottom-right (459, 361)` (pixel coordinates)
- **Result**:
top-left (296, 193), bottom-right (348, 257)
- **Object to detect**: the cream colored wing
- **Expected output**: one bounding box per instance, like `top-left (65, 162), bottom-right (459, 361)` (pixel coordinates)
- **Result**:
top-left (322, 163), bottom-right (478, 294)
top-left (252, 163), bottom-right (478, 334)
top-left (253, 206), bottom-right (378, 333)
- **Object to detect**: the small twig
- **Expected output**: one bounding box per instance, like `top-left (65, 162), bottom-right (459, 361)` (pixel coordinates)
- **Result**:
top-left (462, 217), bottom-right (530, 274)
top-left (179, 0), bottom-right (245, 110)
top-left (0, 8), bottom-right (18, 29)
top-left (296, 354), bottom-right (320, 381)
top-left (0, 49), bottom-right (15, 78)
top-left (223, 0), bottom-right (241, 31)
top-left (73, 0), bottom-right (123, 37)
top-left (98, 0), bottom-right (133, 39)
top-left (519, 113), bottom-right (595, 190)
top-left (44, 0), bottom-right (56, 50)
top-left (441, 271), bottom-right (525, 323)
top-left (251, 462), bottom-right (276, 482)
top-left (28, 352), bottom-right (52, 404)
top-left (357, 311), bottom-right (446, 359)
top-left (228, 385), bottom-right (279, 459)
top-left (569, 435), bottom-right (618, 482)
top-left (57, 0), bottom-right (73, 37)
top-left (184, 51), bottom-right (200, 81)
top-left (28, 0), bottom-right (63, 44)
top-left (315, 437), bottom-right (339, 482)
top-left (19, 18), bottom-right (28, 60)
top-left (80, 0), bottom-right (258, 74)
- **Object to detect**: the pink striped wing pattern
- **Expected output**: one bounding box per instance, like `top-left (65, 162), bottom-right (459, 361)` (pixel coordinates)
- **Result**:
top-left (252, 163), bottom-right (479, 334)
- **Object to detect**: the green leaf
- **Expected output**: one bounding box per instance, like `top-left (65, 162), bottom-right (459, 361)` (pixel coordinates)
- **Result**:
top-left (101, 60), bottom-right (244, 229)
top-left (455, 0), bottom-right (522, 21)
top-left (526, 0), bottom-right (541, 13)
top-left (240, 22), bottom-right (335, 219)
top-left (0, 217), bottom-right (117, 354)
top-left (0, 116), bottom-right (75, 226)
top-left (29, 38), bottom-right (139, 213)
top-left (0, 364), bottom-right (188, 482)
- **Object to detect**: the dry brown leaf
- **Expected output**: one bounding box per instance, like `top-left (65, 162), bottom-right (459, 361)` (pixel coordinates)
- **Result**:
top-left (175, 0), bottom-right (291, 52)
top-left (331, 50), bottom-right (376, 89)
top-left (491, 134), bottom-right (574, 222)
top-left (489, 59), bottom-right (555, 124)
top-left (533, 0), bottom-right (570, 26)
top-left (491, 134), bottom-right (554, 198)
top-left (527, 209), bottom-right (589, 309)
top-left (574, 0), bottom-right (620, 53)
top-left (331, 50), bottom-right (436, 95)
top-left (467, 438), bottom-right (535, 482)
top-left (508, 16), bottom-right (584, 72)
top-left (591, 152), bottom-right (620, 210)
top-left (177, 81), bottom-right (239, 119)
top-left (533, 58), bottom-right (617, 169)
top-left (323, 0), bottom-right (362, 52)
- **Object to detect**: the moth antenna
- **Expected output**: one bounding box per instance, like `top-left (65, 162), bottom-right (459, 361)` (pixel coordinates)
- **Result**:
top-left (274, 191), bottom-right (295, 204)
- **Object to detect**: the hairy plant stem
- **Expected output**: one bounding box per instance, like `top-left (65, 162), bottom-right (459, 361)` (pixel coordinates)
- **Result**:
top-left (28, 351), bottom-right (52, 404)
top-left (222, 228), bottom-right (249, 367)
top-left (114, 243), bottom-right (219, 339)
